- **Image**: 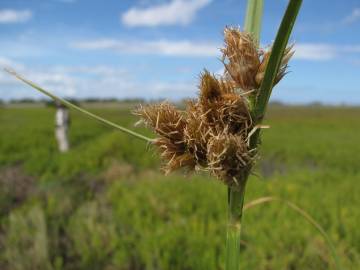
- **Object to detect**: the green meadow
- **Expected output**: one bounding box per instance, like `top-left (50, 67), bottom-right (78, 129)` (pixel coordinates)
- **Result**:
top-left (0, 104), bottom-right (359, 269)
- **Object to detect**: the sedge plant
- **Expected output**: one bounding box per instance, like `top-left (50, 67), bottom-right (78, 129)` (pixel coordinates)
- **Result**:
top-left (134, 1), bottom-right (300, 269)
top-left (5, 0), bottom-right (344, 269)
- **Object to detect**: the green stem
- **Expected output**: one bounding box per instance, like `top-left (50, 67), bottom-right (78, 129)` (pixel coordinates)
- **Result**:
top-left (244, 0), bottom-right (264, 44)
top-left (225, 1), bottom-right (263, 269)
top-left (225, 180), bottom-right (247, 270)
top-left (4, 68), bottom-right (154, 143)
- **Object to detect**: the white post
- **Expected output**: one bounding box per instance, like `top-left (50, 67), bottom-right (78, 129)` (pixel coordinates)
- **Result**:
top-left (55, 104), bottom-right (70, 152)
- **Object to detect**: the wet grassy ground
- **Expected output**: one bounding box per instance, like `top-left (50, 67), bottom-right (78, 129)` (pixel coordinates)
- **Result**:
top-left (0, 104), bottom-right (359, 269)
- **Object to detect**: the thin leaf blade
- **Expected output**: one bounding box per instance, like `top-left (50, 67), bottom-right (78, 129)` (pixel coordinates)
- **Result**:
top-left (244, 0), bottom-right (264, 43)
top-left (4, 68), bottom-right (153, 143)
top-left (254, 0), bottom-right (302, 120)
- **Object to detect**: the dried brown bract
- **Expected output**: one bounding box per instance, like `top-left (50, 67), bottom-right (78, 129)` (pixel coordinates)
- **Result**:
top-left (221, 27), bottom-right (260, 91)
top-left (256, 44), bottom-right (294, 87)
top-left (135, 27), bottom-right (293, 187)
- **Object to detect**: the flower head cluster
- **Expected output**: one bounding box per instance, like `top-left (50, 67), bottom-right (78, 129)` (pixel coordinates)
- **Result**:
top-left (135, 27), bottom-right (293, 187)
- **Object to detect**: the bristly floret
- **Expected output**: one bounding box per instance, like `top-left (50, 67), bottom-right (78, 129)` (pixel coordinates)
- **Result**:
top-left (183, 100), bottom-right (211, 165)
top-left (221, 27), bottom-right (260, 91)
top-left (199, 70), bottom-right (224, 102)
top-left (207, 133), bottom-right (254, 186)
top-left (134, 102), bottom-right (186, 143)
top-left (255, 44), bottom-right (294, 87)
top-left (134, 103), bottom-right (196, 173)
top-left (134, 26), bottom-right (293, 187)
top-left (198, 71), bottom-right (251, 133)
top-left (221, 26), bottom-right (294, 92)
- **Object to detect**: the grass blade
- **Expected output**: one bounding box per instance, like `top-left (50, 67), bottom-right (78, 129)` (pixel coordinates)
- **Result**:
top-left (244, 196), bottom-right (343, 270)
top-left (249, 0), bottom-right (302, 150)
top-left (244, 0), bottom-right (264, 43)
top-left (4, 68), bottom-right (154, 143)
top-left (253, 0), bottom-right (302, 121)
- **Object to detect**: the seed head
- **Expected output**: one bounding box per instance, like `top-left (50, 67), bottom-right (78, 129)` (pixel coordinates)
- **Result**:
top-left (135, 74), bottom-right (254, 186)
top-left (134, 26), bottom-right (294, 186)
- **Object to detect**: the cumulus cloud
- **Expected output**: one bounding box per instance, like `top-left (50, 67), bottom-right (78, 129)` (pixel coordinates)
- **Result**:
top-left (121, 0), bottom-right (212, 27)
top-left (71, 38), bottom-right (218, 57)
top-left (1, 60), bottom-right (77, 98)
top-left (0, 57), bottom-right (25, 70)
top-left (0, 58), bottom-right (196, 100)
top-left (72, 38), bottom-right (360, 61)
top-left (293, 43), bottom-right (360, 61)
top-left (293, 44), bottom-right (337, 61)
top-left (342, 7), bottom-right (360, 24)
top-left (0, 9), bottom-right (32, 24)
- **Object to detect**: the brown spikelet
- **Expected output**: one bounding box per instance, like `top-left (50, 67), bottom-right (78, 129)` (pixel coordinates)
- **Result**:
top-left (134, 102), bottom-right (185, 142)
top-left (183, 100), bottom-right (214, 165)
top-left (134, 103), bottom-right (195, 172)
top-left (207, 133), bottom-right (254, 186)
top-left (155, 137), bottom-right (196, 173)
top-left (199, 70), bottom-right (223, 102)
top-left (198, 72), bottom-right (250, 132)
top-left (198, 71), bottom-right (225, 127)
top-left (218, 93), bottom-right (252, 134)
top-left (221, 27), bottom-right (260, 91)
top-left (255, 44), bottom-right (294, 87)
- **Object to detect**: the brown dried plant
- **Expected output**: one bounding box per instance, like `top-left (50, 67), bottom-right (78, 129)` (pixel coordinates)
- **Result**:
top-left (134, 27), bottom-right (293, 188)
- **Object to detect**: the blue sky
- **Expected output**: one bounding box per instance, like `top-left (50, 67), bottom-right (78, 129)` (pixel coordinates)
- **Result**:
top-left (0, 0), bottom-right (359, 104)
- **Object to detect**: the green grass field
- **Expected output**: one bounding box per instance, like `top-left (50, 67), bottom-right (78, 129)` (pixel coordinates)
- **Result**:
top-left (0, 104), bottom-right (359, 269)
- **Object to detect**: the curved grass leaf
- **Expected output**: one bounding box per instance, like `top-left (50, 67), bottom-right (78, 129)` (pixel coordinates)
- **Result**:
top-left (253, 0), bottom-right (302, 121)
top-left (4, 68), bottom-right (153, 143)
top-left (249, 0), bottom-right (302, 150)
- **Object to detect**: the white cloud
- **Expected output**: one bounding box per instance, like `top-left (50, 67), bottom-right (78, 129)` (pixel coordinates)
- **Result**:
top-left (71, 38), bottom-right (218, 57)
top-left (0, 9), bottom-right (32, 24)
top-left (342, 7), bottom-right (360, 24)
top-left (72, 39), bottom-right (360, 61)
top-left (0, 57), bottom-right (25, 70)
top-left (293, 43), bottom-right (360, 61)
top-left (0, 59), bottom-right (197, 100)
top-left (293, 44), bottom-right (337, 60)
top-left (121, 0), bottom-right (212, 27)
